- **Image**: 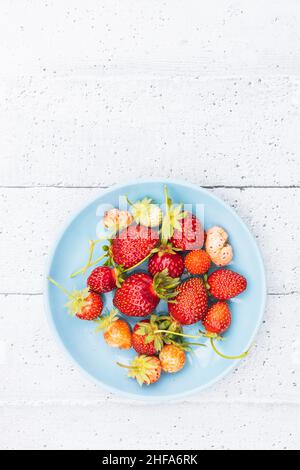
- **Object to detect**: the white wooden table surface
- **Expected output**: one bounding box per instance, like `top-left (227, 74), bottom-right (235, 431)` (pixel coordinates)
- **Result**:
top-left (1, 0), bottom-right (300, 450)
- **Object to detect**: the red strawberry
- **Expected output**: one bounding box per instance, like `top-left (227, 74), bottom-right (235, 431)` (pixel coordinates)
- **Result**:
top-left (202, 302), bottom-right (231, 335)
top-left (160, 186), bottom-right (204, 250)
top-left (87, 266), bottom-right (116, 293)
top-left (168, 277), bottom-right (208, 325)
top-left (148, 245), bottom-right (184, 279)
top-left (132, 314), bottom-right (184, 355)
top-left (184, 249), bottom-right (211, 275)
top-left (132, 320), bottom-right (158, 356)
top-left (75, 291), bottom-right (103, 320)
top-left (170, 212), bottom-right (204, 251)
top-left (117, 355), bottom-right (161, 385)
top-left (48, 277), bottom-right (103, 320)
top-left (207, 269), bottom-right (247, 300)
top-left (159, 344), bottom-right (186, 373)
top-left (113, 270), bottom-right (180, 317)
top-left (95, 309), bottom-right (132, 349)
top-left (111, 224), bottom-right (159, 269)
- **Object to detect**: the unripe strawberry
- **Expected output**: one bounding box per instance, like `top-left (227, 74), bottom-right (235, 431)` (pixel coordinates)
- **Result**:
top-left (117, 355), bottom-right (162, 385)
top-left (159, 344), bottom-right (185, 373)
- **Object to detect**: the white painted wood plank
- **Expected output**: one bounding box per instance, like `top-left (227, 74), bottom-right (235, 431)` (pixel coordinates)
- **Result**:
top-left (1, 402), bottom-right (299, 449)
top-left (0, 293), bottom-right (299, 404)
top-left (0, 187), bottom-right (298, 294)
top-left (1, 0), bottom-right (300, 78)
top-left (1, 76), bottom-right (299, 187)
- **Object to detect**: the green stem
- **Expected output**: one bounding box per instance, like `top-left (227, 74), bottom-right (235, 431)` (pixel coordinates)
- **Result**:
top-left (70, 253), bottom-right (107, 278)
top-left (186, 342), bottom-right (207, 347)
top-left (161, 186), bottom-right (170, 245)
top-left (210, 338), bottom-right (249, 360)
top-left (116, 362), bottom-right (138, 370)
top-left (123, 251), bottom-right (153, 273)
top-left (154, 329), bottom-right (202, 340)
top-left (70, 236), bottom-right (110, 278)
top-left (125, 195), bottom-right (133, 206)
top-left (83, 239), bottom-right (96, 275)
top-left (48, 277), bottom-right (72, 298)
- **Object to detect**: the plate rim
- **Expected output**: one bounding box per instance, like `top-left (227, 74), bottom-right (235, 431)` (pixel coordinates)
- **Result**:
top-left (44, 177), bottom-right (267, 402)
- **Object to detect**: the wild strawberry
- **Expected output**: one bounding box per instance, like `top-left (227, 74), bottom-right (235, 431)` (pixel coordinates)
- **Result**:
top-left (205, 226), bottom-right (233, 266)
top-left (95, 309), bottom-right (132, 349)
top-left (111, 224), bottom-right (159, 269)
top-left (128, 197), bottom-right (162, 227)
top-left (103, 208), bottom-right (133, 232)
top-left (113, 270), bottom-right (180, 317)
top-left (132, 314), bottom-right (185, 355)
top-left (148, 245), bottom-right (184, 279)
top-left (132, 320), bottom-right (158, 356)
top-left (117, 355), bottom-right (161, 385)
top-left (48, 277), bottom-right (103, 320)
top-left (184, 249), bottom-right (211, 275)
top-left (202, 302), bottom-right (231, 335)
top-left (168, 277), bottom-right (208, 325)
top-left (207, 269), bottom-right (247, 300)
top-left (87, 266), bottom-right (117, 293)
top-left (170, 212), bottom-right (204, 251)
top-left (159, 344), bottom-right (186, 373)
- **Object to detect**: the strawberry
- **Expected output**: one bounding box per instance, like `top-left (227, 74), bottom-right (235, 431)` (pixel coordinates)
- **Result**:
top-left (103, 208), bottom-right (133, 232)
top-left (87, 266), bottom-right (117, 293)
top-left (160, 187), bottom-right (203, 249)
top-left (202, 302), bottom-right (231, 335)
top-left (95, 309), bottom-right (132, 349)
top-left (132, 320), bottom-right (158, 356)
top-left (159, 344), bottom-right (186, 373)
top-left (132, 314), bottom-right (186, 355)
top-left (148, 245), bottom-right (184, 279)
top-left (111, 224), bottom-right (159, 269)
top-left (113, 270), bottom-right (180, 317)
top-left (48, 277), bottom-right (103, 320)
top-left (184, 249), bottom-right (211, 275)
top-left (117, 355), bottom-right (161, 385)
top-left (127, 197), bottom-right (162, 227)
top-left (168, 277), bottom-right (208, 325)
top-left (170, 212), bottom-right (204, 251)
top-left (207, 269), bottom-right (247, 300)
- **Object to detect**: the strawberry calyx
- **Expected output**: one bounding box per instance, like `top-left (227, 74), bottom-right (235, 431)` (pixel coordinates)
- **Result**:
top-left (155, 243), bottom-right (183, 257)
top-left (135, 314), bottom-right (183, 352)
top-left (126, 196), bottom-right (162, 228)
top-left (94, 308), bottom-right (119, 333)
top-left (48, 277), bottom-right (93, 316)
top-left (152, 268), bottom-right (181, 300)
top-left (203, 273), bottom-right (211, 291)
top-left (117, 355), bottom-right (160, 386)
top-left (161, 185), bottom-right (187, 245)
top-left (198, 329), bottom-right (224, 342)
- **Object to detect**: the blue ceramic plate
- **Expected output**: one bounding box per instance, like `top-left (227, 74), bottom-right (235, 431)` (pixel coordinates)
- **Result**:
top-left (45, 179), bottom-right (266, 401)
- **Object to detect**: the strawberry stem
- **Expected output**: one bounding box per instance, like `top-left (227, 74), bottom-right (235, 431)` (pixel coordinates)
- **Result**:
top-left (83, 239), bottom-right (97, 275)
top-left (123, 251), bottom-right (154, 273)
top-left (154, 329), bottom-right (202, 340)
top-left (116, 362), bottom-right (138, 371)
top-left (48, 277), bottom-right (72, 298)
top-left (125, 195), bottom-right (133, 206)
top-left (210, 338), bottom-right (249, 360)
top-left (70, 252), bottom-right (107, 278)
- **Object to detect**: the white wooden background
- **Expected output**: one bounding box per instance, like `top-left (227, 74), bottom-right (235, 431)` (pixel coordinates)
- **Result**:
top-left (1, 0), bottom-right (300, 450)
